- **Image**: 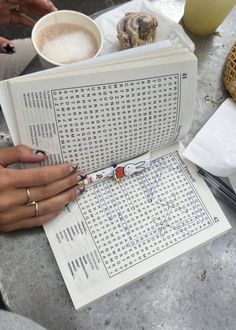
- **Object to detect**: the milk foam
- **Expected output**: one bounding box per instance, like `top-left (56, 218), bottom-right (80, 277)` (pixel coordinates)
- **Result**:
top-left (37, 23), bottom-right (98, 64)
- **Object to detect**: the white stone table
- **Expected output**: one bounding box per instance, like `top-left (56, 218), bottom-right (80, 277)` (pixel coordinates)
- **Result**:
top-left (0, 2), bottom-right (236, 329)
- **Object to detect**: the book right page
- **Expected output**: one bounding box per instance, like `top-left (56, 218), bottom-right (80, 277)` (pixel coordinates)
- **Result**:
top-left (44, 142), bottom-right (231, 310)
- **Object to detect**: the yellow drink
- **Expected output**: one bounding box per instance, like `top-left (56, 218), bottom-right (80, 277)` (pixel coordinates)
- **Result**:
top-left (183, 0), bottom-right (236, 35)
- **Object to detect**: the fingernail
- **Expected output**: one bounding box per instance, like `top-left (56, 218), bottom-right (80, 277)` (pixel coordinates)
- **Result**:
top-left (70, 163), bottom-right (77, 172)
top-left (78, 181), bottom-right (85, 192)
top-left (33, 149), bottom-right (48, 157)
top-left (1, 42), bottom-right (15, 54)
top-left (46, 0), bottom-right (57, 10)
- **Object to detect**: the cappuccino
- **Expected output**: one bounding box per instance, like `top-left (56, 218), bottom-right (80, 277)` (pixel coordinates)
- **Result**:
top-left (36, 23), bottom-right (99, 64)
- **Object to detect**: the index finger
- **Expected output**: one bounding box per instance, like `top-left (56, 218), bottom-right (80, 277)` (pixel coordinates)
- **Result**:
top-left (21, 0), bottom-right (57, 12)
top-left (10, 12), bottom-right (35, 28)
top-left (8, 0), bottom-right (57, 10)
top-left (6, 163), bottom-right (77, 188)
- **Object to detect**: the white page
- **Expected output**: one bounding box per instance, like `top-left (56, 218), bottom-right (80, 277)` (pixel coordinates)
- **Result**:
top-left (15, 46), bottom-right (187, 84)
top-left (44, 142), bottom-right (230, 309)
top-left (0, 81), bottom-right (20, 145)
top-left (8, 53), bottom-right (197, 173)
top-left (16, 41), bottom-right (174, 80)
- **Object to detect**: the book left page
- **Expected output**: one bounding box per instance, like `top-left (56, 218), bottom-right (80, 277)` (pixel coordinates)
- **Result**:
top-left (6, 52), bottom-right (197, 174)
top-left (44, 143), bottom-right (231, 309)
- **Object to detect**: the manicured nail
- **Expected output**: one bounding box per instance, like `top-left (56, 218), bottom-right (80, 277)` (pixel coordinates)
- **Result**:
top-left (1, 42), bottom-right (15, 54)
top-left (78, 181), bottom-right (85, 192)
top-left (33, 149), bottom-right (48, 157)
top-left (46, 0), bottom-right (57, 10)
top-left (70, 163), bottom-right (77, 172)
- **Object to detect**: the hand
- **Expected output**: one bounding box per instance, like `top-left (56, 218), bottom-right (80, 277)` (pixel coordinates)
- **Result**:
top-left (0, 145), bottom-right (82, 232)
top-left (0, 0), bottom-right (57, 54)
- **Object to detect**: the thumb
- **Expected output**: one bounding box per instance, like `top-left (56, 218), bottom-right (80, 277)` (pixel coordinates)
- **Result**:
top-left (0, 36), bottom-right (15, 54)
top-left (0, 145), bottom-right (47, 168)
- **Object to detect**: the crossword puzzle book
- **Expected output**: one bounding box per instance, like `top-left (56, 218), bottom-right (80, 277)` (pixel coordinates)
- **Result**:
top-left (0, 45), bottom-right (231, 309)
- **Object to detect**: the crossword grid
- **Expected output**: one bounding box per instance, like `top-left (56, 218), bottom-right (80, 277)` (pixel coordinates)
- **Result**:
top-left (79, 152), bottom-right (214, 277)
top-left (51, 74), bottom-right (180, 172)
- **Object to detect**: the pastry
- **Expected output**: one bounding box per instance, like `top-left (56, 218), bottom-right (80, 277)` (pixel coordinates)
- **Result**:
top-left (117, 12), bottom-right (158, 49)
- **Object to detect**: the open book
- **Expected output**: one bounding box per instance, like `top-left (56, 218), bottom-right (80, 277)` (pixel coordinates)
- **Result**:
top-left (0, 44), bottom-right (231, 309)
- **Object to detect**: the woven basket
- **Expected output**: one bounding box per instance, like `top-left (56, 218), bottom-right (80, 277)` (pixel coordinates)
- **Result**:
top-left (224, 42), bottom-right (236, 102)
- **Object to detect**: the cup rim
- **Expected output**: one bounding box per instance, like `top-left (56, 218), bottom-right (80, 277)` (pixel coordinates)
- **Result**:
top-left (32, 10), bottom-right (103, 66)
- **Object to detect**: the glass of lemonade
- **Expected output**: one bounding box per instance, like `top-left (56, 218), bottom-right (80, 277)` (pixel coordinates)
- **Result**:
top-left (183, 0), bottom-right (236, 35)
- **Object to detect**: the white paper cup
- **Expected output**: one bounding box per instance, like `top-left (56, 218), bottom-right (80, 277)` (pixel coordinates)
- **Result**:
top-left (32, 10), bottom-right (103, 68)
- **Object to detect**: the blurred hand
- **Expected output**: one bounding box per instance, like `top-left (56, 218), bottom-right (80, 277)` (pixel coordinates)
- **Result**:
top-left (0, 145), bottom-right (82, 232)
top-left (0, 0), bottom-right (57, 54)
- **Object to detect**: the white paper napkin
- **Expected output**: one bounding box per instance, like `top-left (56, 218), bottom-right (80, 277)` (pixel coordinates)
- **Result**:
top-left (183, 98), bottom-right (236, 192)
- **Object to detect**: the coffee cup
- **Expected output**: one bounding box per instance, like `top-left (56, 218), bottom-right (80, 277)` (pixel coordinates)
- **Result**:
top-left (32, 10), bottom-right (103, 68)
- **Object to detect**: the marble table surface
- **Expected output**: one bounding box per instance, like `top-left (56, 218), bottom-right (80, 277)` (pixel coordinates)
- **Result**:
top-left (0, 1), bottom-right (236, 329)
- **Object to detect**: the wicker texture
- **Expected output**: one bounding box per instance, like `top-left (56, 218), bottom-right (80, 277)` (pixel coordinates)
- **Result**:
top-left (224, 42), bottom-right (236, 101)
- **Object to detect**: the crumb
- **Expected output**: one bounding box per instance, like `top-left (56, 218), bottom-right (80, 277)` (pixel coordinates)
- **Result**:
top-left (200, 270), bottom-right (207, 281)
top-left (213, 31), bottom-right (221, 37)
top-left (105, 319), bottom-right (111, 326)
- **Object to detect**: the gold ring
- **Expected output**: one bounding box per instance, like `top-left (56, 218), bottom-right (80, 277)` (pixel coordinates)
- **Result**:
top-left (10, 4), bottom-right (21, 14)
top-left (35, 202), bottom-right (39, 217)
top-left (26, 200), bottom-right (39, 217)
top-left (26, 188), bottom-right (33, 205)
